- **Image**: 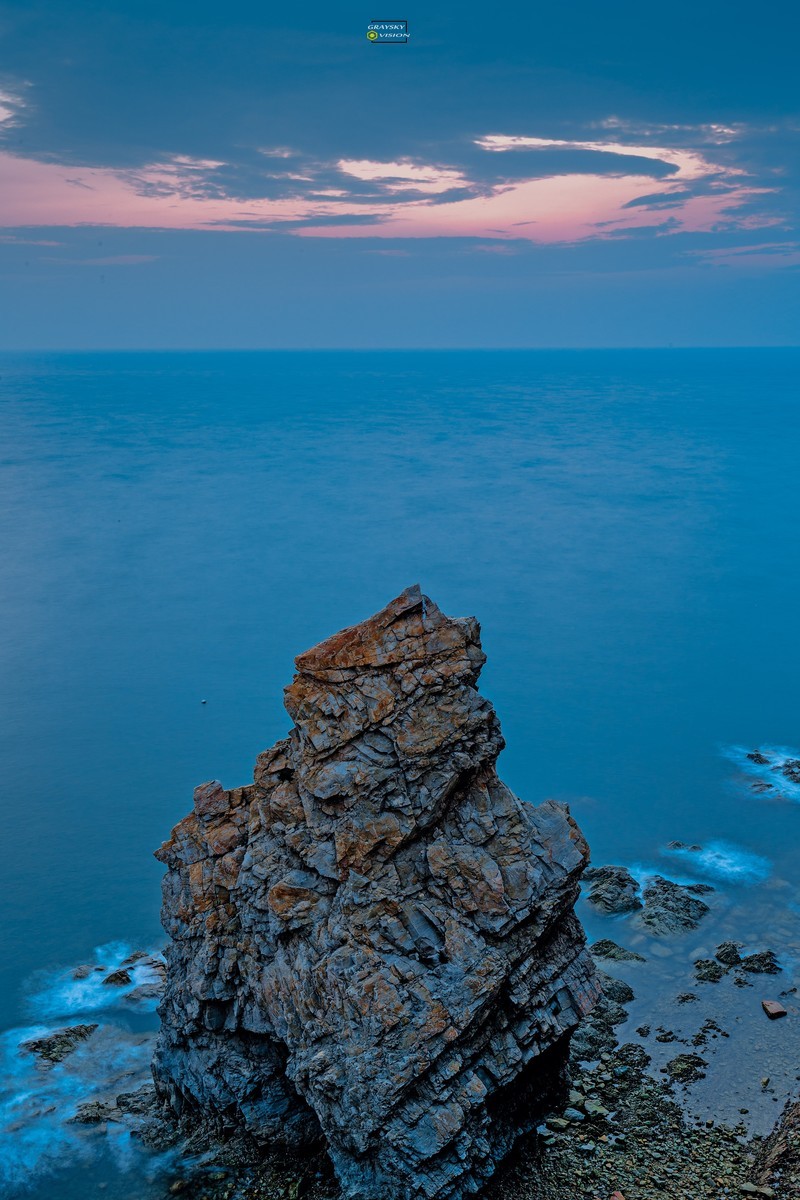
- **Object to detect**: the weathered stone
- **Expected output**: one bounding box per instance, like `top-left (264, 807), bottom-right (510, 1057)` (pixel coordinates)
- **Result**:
top-left (741, 950), bottom-right (780, 975)
top-left (715, 941), bottom-right (743, 966)
top-left (116, 1084), bottom-right (162, 1116)
top-left (754, 1098), bottom-right (800, 1191)
top-left (781, 759), bottom-right (800, 784)
top-left (546, 1116), bottom-right (570, 1132)
top-left (582, 866), bottom-right (642, 914)
top-left (68, 1100), bottom-right (121, 1124)
top-left (21, 1024), bottom-right (98, 1064)
top-left (560, 990), bottom-right (627, 1065)
top-left (153, 587), bottom-right (599, 1200)
top-left (636, 876), bottom-right (712, 936)
top-left (597, 971), bottom-right (635, 1005)
top-left (102, 968), bottom-right (132, 987)
top-left (589, 940), bottom-right (646, 963)
top-left (665, 1053), bottom-right (707, 1084)
top-left (695, 958), bottom-right (727, 983)
top-left (126, 982), bottom-right (163, 1004)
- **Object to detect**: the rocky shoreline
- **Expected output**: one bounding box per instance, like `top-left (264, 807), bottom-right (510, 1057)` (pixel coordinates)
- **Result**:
top-left (8, 862), bottom-right (799, 1199)
top-left (80, 949), bottom-right (792, 1200)
top-left (28, 1009), bottom-right (793, 1200)
top-left (4, 590), bottom-right (799, 1199)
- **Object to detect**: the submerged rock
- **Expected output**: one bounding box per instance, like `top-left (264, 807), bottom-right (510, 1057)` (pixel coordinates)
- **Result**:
top-left (665, 1053), bottom-right (708, 1084)
top-left (153, 587), bottom-right (600, 1200)
top-left (72, 963), bottom-right (98, 979)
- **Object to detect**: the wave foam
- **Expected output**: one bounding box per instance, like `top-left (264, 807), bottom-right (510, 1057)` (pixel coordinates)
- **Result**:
top-left (662, 839), bottom-right (771, 884)
top-left (723, 744), bottom-right (800, 803)
top-left (0, 1023), bottom-right (155, 1191)
top-left (0, 942), bottom-right (167, 1194)
top-left (26, 942), bottom-right (165, 1020)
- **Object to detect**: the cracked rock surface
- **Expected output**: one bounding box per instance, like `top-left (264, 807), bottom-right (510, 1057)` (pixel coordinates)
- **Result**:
top-left (153, 586), bottom-right (599, 1200)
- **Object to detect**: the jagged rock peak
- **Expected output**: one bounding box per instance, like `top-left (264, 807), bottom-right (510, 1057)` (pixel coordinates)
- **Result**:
top-left (153, 588), bottom-right (599, 1200)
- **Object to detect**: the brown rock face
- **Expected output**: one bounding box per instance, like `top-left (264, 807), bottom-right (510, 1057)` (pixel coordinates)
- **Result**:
top-left (153, 587), bottom-right (599, 1200)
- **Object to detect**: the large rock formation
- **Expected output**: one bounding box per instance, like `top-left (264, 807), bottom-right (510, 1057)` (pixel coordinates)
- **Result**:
top-left (153, 587), bottom-right (599, 1199)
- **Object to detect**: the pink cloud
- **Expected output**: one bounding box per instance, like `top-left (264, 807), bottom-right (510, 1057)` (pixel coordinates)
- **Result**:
top-left (0, 151), bottom-right (367, 229)
top-left (0, 88), bottom-right (26, 130)
top-left (0, 128), bottom-right (781, 254)
top-left (337, 158), bottom-right (468, 193)
top-left (474, 133), bottom-right (732, 181)
top-left (297, 172), bottom-right (769, 243)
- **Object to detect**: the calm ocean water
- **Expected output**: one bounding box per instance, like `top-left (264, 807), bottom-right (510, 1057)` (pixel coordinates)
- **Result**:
top-left (1, 349), bottom-right (799, 1194)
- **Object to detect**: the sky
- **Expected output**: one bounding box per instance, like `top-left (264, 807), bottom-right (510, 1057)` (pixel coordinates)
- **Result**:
top-left (0, 0), bottom-right (798, 347)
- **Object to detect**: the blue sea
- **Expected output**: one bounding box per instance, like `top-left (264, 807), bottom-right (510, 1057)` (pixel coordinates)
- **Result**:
top-left (1, 349), bottom-right (800, 1195)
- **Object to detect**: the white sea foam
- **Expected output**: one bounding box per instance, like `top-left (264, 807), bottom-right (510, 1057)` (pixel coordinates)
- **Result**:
top-left (0, 943), bottom-right (167, 1193)
top-left (626, 863), bottom-right (697, 889)
top-left (723, 744), bottom-right (800, 803)
top-left (0, 1022), bottom-right (155, 1190)
top-left (662, 840), bottom-right (771, 884)
top-left (26, 942), bottom-right (165, 1020)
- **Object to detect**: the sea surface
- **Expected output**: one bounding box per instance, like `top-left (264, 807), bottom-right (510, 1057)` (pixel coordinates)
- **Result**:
top-left (1, 349), bottom-right (799, 1195)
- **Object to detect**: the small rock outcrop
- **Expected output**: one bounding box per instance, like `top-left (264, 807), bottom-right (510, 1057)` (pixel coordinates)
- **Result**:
top-left (153, 587), bottom-right (599, 1200)
top-left (590, 940), bottom-right (646, 963)
top-left (21, 1024), bottom-right (98, 1065)
top-left (636, 876), bottom-right (712, 935)
top-left (584, 865), bottom-right (713, 935)
top-left (583, 865), bottom-right (642, 914)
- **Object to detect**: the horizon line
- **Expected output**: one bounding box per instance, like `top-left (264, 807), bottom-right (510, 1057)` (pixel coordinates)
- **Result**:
top-left (1, 345), bottom-right (799, 354)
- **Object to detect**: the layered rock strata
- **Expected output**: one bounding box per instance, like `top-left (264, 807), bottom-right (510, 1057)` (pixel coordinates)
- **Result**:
top-left (153, 587), bottom-right (599, 1200)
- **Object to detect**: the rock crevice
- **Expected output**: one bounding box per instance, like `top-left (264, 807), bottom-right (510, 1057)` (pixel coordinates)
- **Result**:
top-left (153, 586), bottom-right (599, 1199)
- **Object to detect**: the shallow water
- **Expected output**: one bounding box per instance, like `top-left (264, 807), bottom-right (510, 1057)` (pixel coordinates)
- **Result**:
top-left (581, 875), bottom-right (800, 1136)
top-left (1, 349), bottom-right (799, 1194)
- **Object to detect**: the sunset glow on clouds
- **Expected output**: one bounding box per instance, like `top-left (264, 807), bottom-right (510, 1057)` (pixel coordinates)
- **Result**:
top-left (296, 164), bottom-right (769, 243)
top-left (0, 90), bottom-right (790, 257)
top-left (337, 159), bottom-right (469, 193)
